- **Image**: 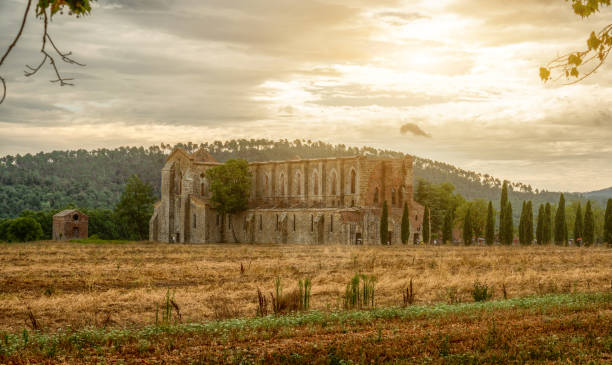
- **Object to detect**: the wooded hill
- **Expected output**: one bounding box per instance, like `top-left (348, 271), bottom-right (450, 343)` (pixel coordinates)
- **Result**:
top-left (0, 139), bottom-right (609, 219)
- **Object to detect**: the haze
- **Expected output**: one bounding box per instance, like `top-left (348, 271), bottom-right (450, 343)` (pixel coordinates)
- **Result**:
top-left (1, 0), bottom-right (611, 192)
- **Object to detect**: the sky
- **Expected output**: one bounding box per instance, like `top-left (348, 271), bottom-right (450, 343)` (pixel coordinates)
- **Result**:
top-left (0, 0), bottom-right (611, 192)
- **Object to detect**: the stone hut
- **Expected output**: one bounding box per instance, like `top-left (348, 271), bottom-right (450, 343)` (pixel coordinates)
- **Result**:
top-left (53, 209), bottom-right (88, 240)
top-left (150, 148), bottom-right (424, 245)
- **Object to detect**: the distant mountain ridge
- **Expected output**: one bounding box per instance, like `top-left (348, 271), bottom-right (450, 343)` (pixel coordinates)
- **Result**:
top-left (0, 139), bottom-right (608, 218)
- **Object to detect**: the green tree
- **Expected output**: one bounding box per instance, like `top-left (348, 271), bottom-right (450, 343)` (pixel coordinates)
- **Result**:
top-left (519, 201), bottom-right (527, 244)
top-left (380, 201), bottom-right (389, 245)
top-left (114, 174), bottom-right (157, 241)
top-left (499, 181), bottom-right (509, 241)
top-left (573, 203), bottom-right (584, 245)
top-left (536, 204), bottom-right (544, 245)
top-left (442, 210), bottom-right (453, 244)
top-left (554, 194), bottom-right (567, 245)
top-left (463, 205), bottom-right (472, 245)
top-left (502, 202), bottom-right (513, 245)
top-left (583, 200), bottom-right (595, 246)
top-left (526, 201), bottom-right (534, 244)
top-left (540, 0), bottom-right (612, 84)
top-left (485, 201), bottom-right (495, 245)
top-left (604, 199), bottom-right (612, 244)
top-left (401, 202), bottom-right (410, 244)
top-left (544, 203), bottom-right (553, 244)
top-left (206, 159), bottom-right (252, 243)
top-left (6, 217), bottom-right (42, 242)
top-left (422, 205), bottom-right (430, 245)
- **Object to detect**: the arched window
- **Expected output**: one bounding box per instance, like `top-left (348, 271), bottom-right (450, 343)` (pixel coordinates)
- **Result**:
top-left (200, 174), bottom-right (207, 197)
top-left (374, 187), bottom-right (379, 204)
top-left (313, 171), bottom-right (319, 195)
top-left (279, 173), bottom-right (285, 195)
top-left (310, 215), bottom-right (314, 232)
top-left (331, 171), bottom-right (337, 195)
top-left (176, 171), bottom-right (182, 195)
top-left (295, 171), bottom-right (302, 195)
top-left (350, 169), bottom-right (356, 194)
top-left (392, 188), bottom-right (396, 206)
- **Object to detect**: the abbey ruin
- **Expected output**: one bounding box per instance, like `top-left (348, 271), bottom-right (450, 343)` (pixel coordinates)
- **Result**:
top-left (149, 148), bottom-right (424, 244)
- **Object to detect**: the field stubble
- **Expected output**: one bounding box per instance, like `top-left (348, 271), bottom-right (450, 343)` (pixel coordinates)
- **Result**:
top-left (0, 242), bottom-right (611, 332)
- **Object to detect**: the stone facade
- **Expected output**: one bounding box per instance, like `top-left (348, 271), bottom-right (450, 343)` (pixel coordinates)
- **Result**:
top-left (53, 209), bottom-right (88, 241)
top-left (149, 148), bottom-right (424, 245)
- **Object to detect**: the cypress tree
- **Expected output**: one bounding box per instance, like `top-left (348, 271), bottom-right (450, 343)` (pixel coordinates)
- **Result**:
top-left (554, 194), bottom-right (567, 245)
top-left (573, 203), bottom-right (583, 246)
top-left (442, 210), bottom-right (453, 244)
top-left (463, 206), bottom-right (472, 245)
top-left (400, 202), bottom-right (410, 244)
top-left (604, 199), bottom-right (612, 245)
top-left (519, 201), bottom-right (527, 244)
top-left (499, 181), bottom-right (508, 241)
top-left (422, 206), bottom-right (430, 245)
top-left (380, 201), bottom-right (389, 245)
top-left (526, 201), bottom-right (534, 244)
top-left (583, 200), bottom-right (594, 246)
top-left (502, 202), bottom-right (513, 245)
top-left (485, 201), bottom-right (495, 245)
top-left (536, 204), bottom-right (544, 245)
top-left (544, 203), bottom-right (552, 244)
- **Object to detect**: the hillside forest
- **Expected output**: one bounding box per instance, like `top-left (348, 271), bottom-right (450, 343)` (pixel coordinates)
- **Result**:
top-left (0, 139), bottom-right (610, 242)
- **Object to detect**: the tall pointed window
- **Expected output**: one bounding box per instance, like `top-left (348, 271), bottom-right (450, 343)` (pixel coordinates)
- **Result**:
top-left (374, 187), bottom-right (379, 204)
top-left (313, 171), bottom-right (319, 195)
top-left (350, 170), bottom-right (356, 194)
top-left (331, 171), bottom-right (337, 195)
top-left (280, 174), bottom-right (285, 195)
top-left (295, 171), bottom-right (301, 195)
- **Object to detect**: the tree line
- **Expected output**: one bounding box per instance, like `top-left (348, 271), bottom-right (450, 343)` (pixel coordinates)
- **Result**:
top-left (1, 139), bottom-right (606, 219)
top-left (0, 175), bottom-right (156, 242)
top-left (415, 179), bottom-right (612, 246)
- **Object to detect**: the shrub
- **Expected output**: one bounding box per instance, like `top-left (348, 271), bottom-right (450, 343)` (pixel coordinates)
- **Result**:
top-left (270, 277), bottom-right (312, 315)
top-left (5, 217), bottom-right (43, 242)
top-left (472, 280), bottom-right (493, 302)
top-left (403, 278), bottom-right (415, 306)
top-left (344, 273), bottom-right (376, 310)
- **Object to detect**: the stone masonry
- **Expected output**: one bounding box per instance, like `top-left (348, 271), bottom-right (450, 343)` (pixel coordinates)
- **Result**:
top-left (149, 148), bottom-right (424, 244)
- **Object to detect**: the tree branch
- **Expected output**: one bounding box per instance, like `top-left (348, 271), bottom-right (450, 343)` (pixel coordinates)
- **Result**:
top-left (0, 0), bottom-right (33, 105)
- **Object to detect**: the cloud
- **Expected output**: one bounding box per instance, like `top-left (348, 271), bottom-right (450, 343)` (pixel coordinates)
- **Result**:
top-left (400, 123), bottom-right (431, 138)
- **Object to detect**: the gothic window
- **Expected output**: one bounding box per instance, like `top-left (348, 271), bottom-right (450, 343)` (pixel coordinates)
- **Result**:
top-left (279, 173), bottom-right (285, 196)
top-left (276, 214), bottom-right (279, 231)
top-left (374, 187), bottom-right (379, 204)
top-left (350, 169), bottom-right (356, 194)
top-left (310, 215), bottom-right (314, 232)
top-left (331, 171), bottom-right (337, 195)
top-left (259, 215), bottom-right (263, 231)
top-left (313, 171), bottom-right (319, 195)
top-left (293, 214), bottom-right (296, 231)
top-left (193, 214), bottom-right (196, 229)
top-left (200, 174), bottom-right (208, 197)
top-left (176, 171), bottom-right (182, 195)
top-left (330, 215), bottom-right (334, 232)
top-left (264, 174), bottom-right (269, 196)
top-left (295, 171), bottom-right (302, 195)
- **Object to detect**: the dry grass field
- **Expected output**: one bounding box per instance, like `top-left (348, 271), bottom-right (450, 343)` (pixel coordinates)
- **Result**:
top-left (1, 241), bottom-right (611, 333)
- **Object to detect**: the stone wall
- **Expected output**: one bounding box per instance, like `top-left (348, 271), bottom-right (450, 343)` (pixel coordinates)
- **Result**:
top-left (150, 148), bottom-right (424, 244)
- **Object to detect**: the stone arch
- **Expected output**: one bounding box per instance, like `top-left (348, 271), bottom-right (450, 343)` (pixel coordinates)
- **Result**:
top-left (329, 169), bottom-right (338, 196)
top-left (295, 171), bottom-right (302, 195)
top-left (350, 168), bottom-right (357, 194)
top-left (200, 173), bottom-right (208, 197)
top-left (279, 173), bottom-right (285, 196)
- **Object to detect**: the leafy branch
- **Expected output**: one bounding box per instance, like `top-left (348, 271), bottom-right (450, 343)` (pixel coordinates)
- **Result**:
top-left (0, 0), bottom-right (94, 105)
top-left (540, 0), bottom-right (612, 84)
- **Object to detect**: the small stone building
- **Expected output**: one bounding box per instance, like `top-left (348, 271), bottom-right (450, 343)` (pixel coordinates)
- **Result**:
top-left (53, 209), bottom-right (88, 240)
top-left (150, 148), bottom-right (424, 244)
